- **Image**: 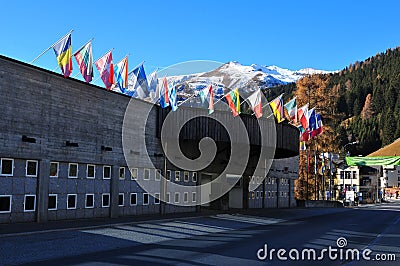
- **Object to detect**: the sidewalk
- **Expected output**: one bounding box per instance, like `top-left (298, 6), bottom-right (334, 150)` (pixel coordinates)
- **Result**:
top-left (0, 207), bottom-right (350, 237)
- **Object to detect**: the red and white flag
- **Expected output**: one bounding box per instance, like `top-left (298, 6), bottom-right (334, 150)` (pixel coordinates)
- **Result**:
top-left (95, 50), bottom-right (114, 90)
top-left (248, 89), bottom-right (262, 118)
top-left (298, 104), bottom-right (309, 129)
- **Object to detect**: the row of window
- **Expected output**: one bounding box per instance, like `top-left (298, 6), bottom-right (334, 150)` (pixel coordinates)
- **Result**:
top-left (0, 158), bottom-right (198, 182)
top-left (0, 192), bottom-right (198, 213)
top-left (339, 171), bottom-right (358, 179)
top-left (250, 176), bottom-right (291, 185)
top-left (249, 190), bottom-right (289, 199)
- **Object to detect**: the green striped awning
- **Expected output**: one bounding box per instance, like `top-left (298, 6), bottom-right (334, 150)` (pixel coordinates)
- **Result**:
top-left (346, 156), bottom-right (400, 166)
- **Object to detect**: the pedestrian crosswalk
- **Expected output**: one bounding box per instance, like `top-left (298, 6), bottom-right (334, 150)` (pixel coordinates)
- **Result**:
top-left (81, 214), bottom-right (287, 245)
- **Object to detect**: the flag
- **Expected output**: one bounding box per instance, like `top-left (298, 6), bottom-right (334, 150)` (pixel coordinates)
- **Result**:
top-left (314, 152), bottom-right (318, 176)
top-left (299, 141), bottom-right (306, 151)
top-left (269, 94), bottom-right (284, 123)
top-left (298, 104), bottom-right (309, 129)
top-left (308, 108), bottom-right (317, 131)
top-left (169, 86), bottom-right (178, 111)
top-left (95, 50), bottom-right (114, 90)
top-left (284, 97), bottom-right (297, 123)
top-left (248, 90), bottom-right (263, 118)
top-left (53, 33), bottom-right (72, 77)
top-left (159, 77), bottom-right (169, 108)
top-left (298, 124), bottom-right (310, 142)
top-left (135, 64), bottom-right (149, 95)
top-left (199, 84), bottom-right (214, 114)
top-left (225, 88), bottom-right (240, 117)
top-left (126, 64), bottom-right (148, 98)
top-left (148, 70), bottom-right (159, 102)
top-left (74, 40), bottom-right (93, 83)
top-left (319, 154), bottom-right (325, 175)
top-left (311, 113), bottom-right (324, 137)
top-left (114, 57), bottom-right (128, 93)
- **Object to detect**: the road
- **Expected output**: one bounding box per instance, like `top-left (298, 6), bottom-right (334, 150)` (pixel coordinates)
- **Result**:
top-left (0, 204), bottom-right (399, 265)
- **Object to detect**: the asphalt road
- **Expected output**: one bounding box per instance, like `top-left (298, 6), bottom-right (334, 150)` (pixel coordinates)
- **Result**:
top-left (0, 204), bottom-right (399, 265)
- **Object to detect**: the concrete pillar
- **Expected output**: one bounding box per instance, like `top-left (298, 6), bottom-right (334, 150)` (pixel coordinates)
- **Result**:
top-left (110, 165), bottom-right (119, 218)
top-left (37, 159), bottom-right (50, 223)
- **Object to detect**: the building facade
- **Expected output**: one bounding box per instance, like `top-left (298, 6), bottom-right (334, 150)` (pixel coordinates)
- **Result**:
top-left (0, 55), bottom-right (299, 223)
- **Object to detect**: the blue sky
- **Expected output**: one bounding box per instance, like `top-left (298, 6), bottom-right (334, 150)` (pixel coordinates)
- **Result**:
top-left (1, 0), bottom-right (400, 78)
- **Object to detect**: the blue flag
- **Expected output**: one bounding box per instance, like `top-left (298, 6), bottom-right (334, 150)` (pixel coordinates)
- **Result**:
top-left (169, 86), bottom-right (178, 111)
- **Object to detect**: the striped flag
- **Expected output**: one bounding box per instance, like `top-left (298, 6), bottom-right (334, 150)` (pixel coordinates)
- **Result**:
top-left (269, 94), bottom-right (284, 123)
top-left (248, 89), bottom-right (263, 118)
top-left (52, 33), bottom-right (72, 77)
top-left (298, 104), bottom-right (309, 129)
top-left (225, 88), bottom-right (240, 117)
top-left (284, 97), bottom-right (297, 123)
top-left (74, 40), bottom-right (93, 83)
top-left (95, 50), bottom-right (114, 90)
top-left (114, 57), bottom-right (128, 93)
top-left (159, 77), bottom-right (169, 108)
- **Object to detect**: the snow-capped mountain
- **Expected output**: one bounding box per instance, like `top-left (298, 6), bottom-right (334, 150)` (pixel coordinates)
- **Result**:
top-left (165, 61), bottom-right (332, 104)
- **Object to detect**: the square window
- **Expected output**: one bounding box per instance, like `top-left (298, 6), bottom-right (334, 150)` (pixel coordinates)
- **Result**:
top-left (143, 193), bottom-right (149, 205)
top-left (118, 193), bottom-right (124, 206)
top-left (184, 192), bottom-right (188, 203)
top-left (192, 192), bottom-right (197, 202)
top-left (48, 194), bottom-right (57, 210)
top-left (0, 195), bottom-right (12, 213)
top-left (184, 171), bottom-right (189, 182)
top-left (1, 158), bottom-right (14, 176)
top-left (166, 170), bottom-right (171, 181)
top-left (174, 192), bottom-right (180, 203)
top-left (85, 194), bottom-right (94, 208)
top-left (192, 172), bottom-right (197, 182)
top-left (131, 168), bottom-right (138, 180)
top-left (166, 192), bottom-right (170, 203)
top-left (68, 163), bottom-right (78, 178)
top-left (130, 193), bottom-right (137, 206)
top-left (154, 193), bottom-right (160, 204)
top-left (175, 171), bottom-right (180, 182)
top-left (67, 194), bottom-right (77, 209)
top-left (119, 167), bottom-right (125, 180)
top-left (87, 165), bottom-right (95, 179)
top-left (144, 169), bottom-right (150, 180)
top-left (24, 195), bottom-right (36, 212)
top-left (26, 160), bottom-right (38, 177)
top-left (103, 165), bottom-right (111, 179)
top-left (155, 169), bottom-right (161, 181)
top-left (102, 193), bottom-right (110, 207)
top-left (50, 162), bottom-right (59, 177)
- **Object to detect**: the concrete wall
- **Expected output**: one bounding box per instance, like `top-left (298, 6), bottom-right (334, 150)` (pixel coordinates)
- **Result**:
top-left (248, 156), bottom-right (299, 208)
top-left (0, 56), bottom-right (195, 223)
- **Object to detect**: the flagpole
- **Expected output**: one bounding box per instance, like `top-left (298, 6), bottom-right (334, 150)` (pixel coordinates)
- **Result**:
top-left (73, 38), bottom-right (94, 56)
top-left (30, 29), bottom-right (74, 64)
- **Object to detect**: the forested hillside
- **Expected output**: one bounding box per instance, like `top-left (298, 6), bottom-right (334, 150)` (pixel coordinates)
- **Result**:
top-left (268, 47), bottom-right (400, 156)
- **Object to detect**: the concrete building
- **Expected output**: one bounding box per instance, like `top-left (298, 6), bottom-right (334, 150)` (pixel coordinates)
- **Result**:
top-left (0, 55), bottom-right (299, 223)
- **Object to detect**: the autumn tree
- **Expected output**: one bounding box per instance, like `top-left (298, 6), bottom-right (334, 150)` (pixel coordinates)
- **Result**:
top-left (294, 74), bottom-right (342, 200)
